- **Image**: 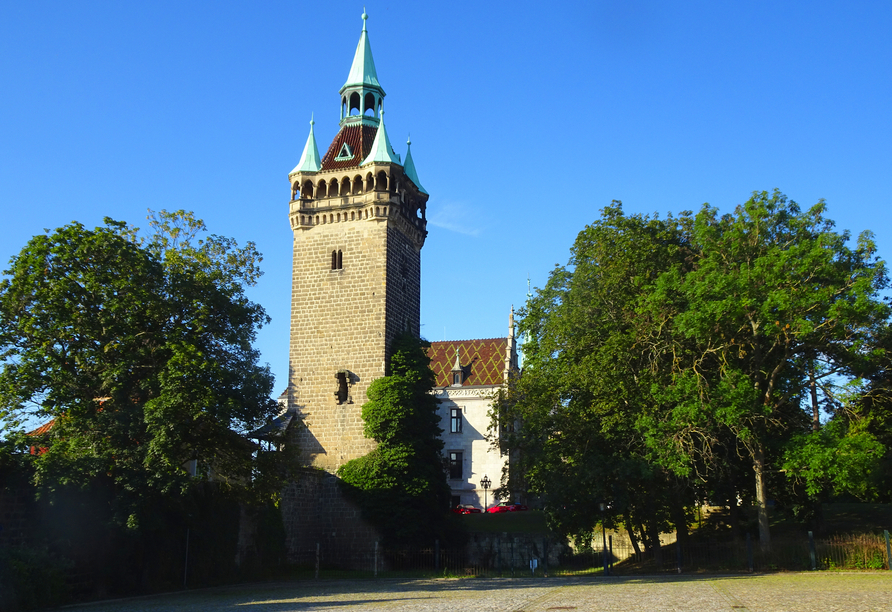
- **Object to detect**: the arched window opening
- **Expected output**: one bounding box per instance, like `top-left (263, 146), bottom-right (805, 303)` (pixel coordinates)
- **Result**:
top-left (365, 172), bottom-right (374, 192)
top-left (349, 92), bottom-right (361, 116)
top-left (331, 250), bottom-right (337, 270)
top-left (341, 177), bottom-right (350, 196)
top-left (376, 170), bottom-right (388, 191)
top-left (337, 213), bottom-right (341, 222)
top-left (353, 175), bottom-right (363, 194)
top-left (341, 97), bottom-right (347, 120)
top-left (375, 207), bottom-right (380, 216)
top-left (351, 211), bottom-right (355, 220)
top-left (383, 207), bottom-right (387, 215)
top-left (337, 250), bottom-right (343, 269)
top-left (315, 215), bottom-right (319, 224)
top-left (364, 93), bottom-right (376, 116)
top-left (317, 180), bottom-right (327, 199)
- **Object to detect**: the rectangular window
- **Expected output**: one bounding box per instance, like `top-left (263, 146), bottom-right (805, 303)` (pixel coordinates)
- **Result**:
top-left (450, 407), bottom-right (462, 433)
top-left (448, 451), bottom-right (462, 480)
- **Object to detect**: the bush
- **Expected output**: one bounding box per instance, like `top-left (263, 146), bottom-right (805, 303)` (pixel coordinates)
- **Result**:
top-left (0, 546), bottom-right (69, 611)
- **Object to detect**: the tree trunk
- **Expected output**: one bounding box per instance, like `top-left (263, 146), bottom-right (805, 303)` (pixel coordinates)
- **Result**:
top-left (809, 366), bottom-right (820, 431)
top-left (753, 443), bottom-right (771, 549)
top-left (670, 495), bottom-right (689, 548)
top-left (624, 517), bottom-right (642, 556)
top-left (648, 518), bottom-right (663, 567)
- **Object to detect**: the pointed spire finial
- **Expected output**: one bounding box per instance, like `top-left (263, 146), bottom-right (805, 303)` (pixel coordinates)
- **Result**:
top-left (290, 113), bottom-right (322, 174)
top-left (403, 132), bottom-right (427, 194)
top-left (362, 8), bottom-right (368, 31)
top-left (310, 112), bottom-right (314, 126)
top-left (407, 134), bottom-right (411, 146)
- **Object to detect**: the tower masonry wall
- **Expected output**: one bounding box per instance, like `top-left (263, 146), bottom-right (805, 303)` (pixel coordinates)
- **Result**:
top-left (288, 212), bottom-right (421, 473)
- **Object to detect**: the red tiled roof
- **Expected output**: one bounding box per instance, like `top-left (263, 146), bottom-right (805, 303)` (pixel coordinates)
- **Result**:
top-left (27, 419), bottom-right (55, 436)
top-left (427, 338), bottom-right (508, 388)
top-left (320, 124), bottom-right (379, 171)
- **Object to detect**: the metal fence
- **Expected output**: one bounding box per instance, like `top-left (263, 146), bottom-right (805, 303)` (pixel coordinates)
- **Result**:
top-left (289, 530), bottom-right (892, 577)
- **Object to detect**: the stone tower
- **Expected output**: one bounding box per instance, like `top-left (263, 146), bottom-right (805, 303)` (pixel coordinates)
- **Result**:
top-left (285, 12), bottom-right (429, 472)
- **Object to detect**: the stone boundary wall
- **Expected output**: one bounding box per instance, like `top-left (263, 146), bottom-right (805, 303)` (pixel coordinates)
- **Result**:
top-left (281, 468), bottom-right (381, 570)
top-left (466, 533), bottom-right (567, 571)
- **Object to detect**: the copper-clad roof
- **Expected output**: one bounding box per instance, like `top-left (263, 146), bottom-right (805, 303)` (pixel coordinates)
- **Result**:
top-left (320, 124), bottom-right (379, 171)
top-left (427, 338), bottom-right (508, 388)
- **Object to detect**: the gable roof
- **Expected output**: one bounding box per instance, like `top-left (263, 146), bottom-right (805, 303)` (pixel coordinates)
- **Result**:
top-left (427, 338), bottom-right (508, 388)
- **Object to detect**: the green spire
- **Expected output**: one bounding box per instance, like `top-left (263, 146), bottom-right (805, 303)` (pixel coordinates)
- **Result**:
top-left (342, 10), bottom-right (383, 93)
top-left (291, 115), bottom-right (321, 174)
top-left (403, 135), bottom-right (427, 194)
top-left (362, 111), bottom-right (400, 165)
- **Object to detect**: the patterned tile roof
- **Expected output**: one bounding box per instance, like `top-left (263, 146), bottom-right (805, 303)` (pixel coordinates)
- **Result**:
top-left (427, 338), bottom-right (508, 388)
top-left (320, 124), bottom-right (379, 171)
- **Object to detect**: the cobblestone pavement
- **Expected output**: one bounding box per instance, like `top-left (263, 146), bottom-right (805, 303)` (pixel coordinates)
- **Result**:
top-left (71, 574), bottom-right (892, 612)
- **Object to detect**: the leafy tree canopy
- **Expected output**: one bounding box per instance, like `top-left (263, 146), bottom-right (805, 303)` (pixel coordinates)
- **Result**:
top-left (0, 212), bottom-right (279, 527)
top-left (338, 332), bottom-right (454, 546)
top-left (498, 192), bottom-right (889, 547)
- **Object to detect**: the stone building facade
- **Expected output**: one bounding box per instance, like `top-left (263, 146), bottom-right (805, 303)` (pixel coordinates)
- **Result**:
top-left (427, 310), bottom-right (519, 510)
top-left (282, 12), bottom-right (429, 473)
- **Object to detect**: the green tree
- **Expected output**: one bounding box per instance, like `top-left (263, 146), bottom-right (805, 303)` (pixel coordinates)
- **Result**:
top-left (0, 212), bottom-right (279, 527)
top-left (648, 190), bottom-right (888, 545)
top-left (499, 193), bottom-right (889, 549)
top-left (496, 203), bottom-right (696, 550)
top-left (338, 332), bottom-right (452, 546)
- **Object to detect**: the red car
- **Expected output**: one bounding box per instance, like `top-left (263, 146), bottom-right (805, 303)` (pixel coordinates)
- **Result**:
top-left (487, 502), bottom-right (528, 513)
top-left (452, 504), bottom-right (482, 514)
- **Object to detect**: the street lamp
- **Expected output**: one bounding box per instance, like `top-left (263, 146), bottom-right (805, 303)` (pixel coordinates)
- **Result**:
top-left (480, 475), bottom-right (491, 512)
top-left (599, 502), bottom-right (609, 576)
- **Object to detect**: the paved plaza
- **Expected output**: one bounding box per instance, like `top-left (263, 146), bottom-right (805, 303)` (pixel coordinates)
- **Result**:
top-left (69, 573), bottom-right (892, 611)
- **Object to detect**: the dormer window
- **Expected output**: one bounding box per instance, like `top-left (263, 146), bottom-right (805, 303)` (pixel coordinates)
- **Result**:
top-left (450, 347), bottom-right (463, 386)
top-left (335, 143), bottom-right (354, 161)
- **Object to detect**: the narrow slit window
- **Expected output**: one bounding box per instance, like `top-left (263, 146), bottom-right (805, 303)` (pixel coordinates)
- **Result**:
top-left (336, 372), bottom-right (348, 404)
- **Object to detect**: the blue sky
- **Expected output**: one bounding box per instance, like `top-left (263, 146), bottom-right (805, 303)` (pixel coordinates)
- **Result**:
top-left (2, 1), bottom-right (891, 394)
